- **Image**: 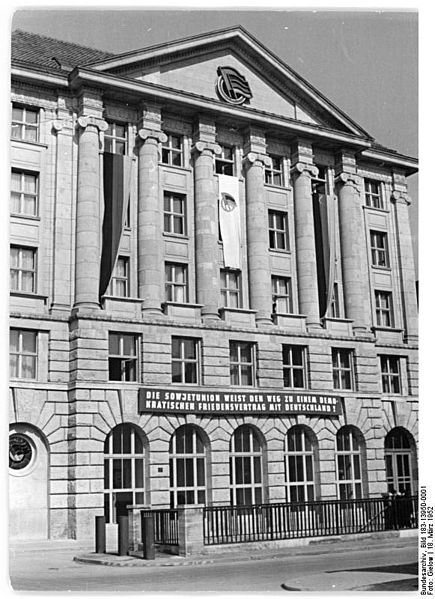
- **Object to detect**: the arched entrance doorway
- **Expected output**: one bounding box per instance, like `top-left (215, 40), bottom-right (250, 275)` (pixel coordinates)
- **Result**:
top-left (9, 424), bottom-right (49, 539)
top-left (384, 427), bottom-right (417, 494)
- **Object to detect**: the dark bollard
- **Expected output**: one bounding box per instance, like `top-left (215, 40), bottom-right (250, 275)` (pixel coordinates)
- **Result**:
top-left (141, 511), bottom-right (155, 560)
top-left (95, 515), bottom-right (106, 554)
top-left (118, 515), bottom-right (129, 556)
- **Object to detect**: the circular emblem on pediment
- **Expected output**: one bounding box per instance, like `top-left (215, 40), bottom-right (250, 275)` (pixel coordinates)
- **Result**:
top-left (216, 66), bottom-right (253, 106)
top-left (9, 434), bottom-right (33, 470)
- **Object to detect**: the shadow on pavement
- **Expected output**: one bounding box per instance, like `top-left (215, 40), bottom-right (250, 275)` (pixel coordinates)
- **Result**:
top-left (327, 561), bottom-right (417, 575)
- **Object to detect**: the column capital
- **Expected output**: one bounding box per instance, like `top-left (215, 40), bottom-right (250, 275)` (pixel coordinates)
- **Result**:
top-left (391, 190), bottom-right (412, 206)
top-left (192, 140), bottom-right (222, 156)
top-left (290, 161), bottom-right (318, 178)
top-left (52, 120), bottom-right (64, 133)
top-left (136, 128), bottom-right (167, 145)
top-left (334, 171), bottom-right (362, 190)
top-left (76, 115), bottom-right (108, 132)
top-left (243, 152), bottom-right (272, 168)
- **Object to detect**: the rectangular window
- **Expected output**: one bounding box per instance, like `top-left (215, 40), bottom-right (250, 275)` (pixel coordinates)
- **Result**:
top-left (162, 133), bottom-right (183, 166)
top-left (164, 191), bottom-right (186, 235)
top-left (268, 210), bottom-right (289, 251)
top-left (11, 105), bottom-right (39, 142)
top-left (230, 341), bottom-right (255, 387)
top-left (108, 333), bottom-right (138, 381)
top-left (10, 246), bottom-right (37, 293)
top-left (265, 155), bottom-right (284, 186)
top-left (380, 355), bottom-right (401, 394)
top-left (365, 179), bottom-right (383, 209)
top-left (220, 269), bottom-right (241, 308)
top-left (110, 256), bottom-right (129, 297)
top-left (283, 345), bottom-right (306, 389)
top-left (11, 170), bottom-right (39, 217)
top-left (375, 290), bottom-right (394, 327)
top-left (171, 337), bottom-right (200, 384)
top-left (10, 329), bottom-right (37, 379)
top-left (104, 122), bottom-right (127, 155)
top-left (332, 348), bottom-right (354, 390)
top-left (370, 230), bottom-right (390, 268)
top-left (165, 263), bottom-right (188, 303)
top-left (272, 276), bottom-right (292, 313)
top-left (329, 282), bottom-right (341, 318)
top-left (215, 145), bottom-right (234, 176)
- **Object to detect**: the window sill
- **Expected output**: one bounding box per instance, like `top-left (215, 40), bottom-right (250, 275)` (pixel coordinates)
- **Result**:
top-left (363, 205), bottom-right (389, 214)
top-left (11, 138), bottom-right (48, 149)
top-left (371, 265), bottom-right (391, 272)
top-left (163, 232), bottom-right (189, 241)
top-left (265, 182), bottom-right (287, 190)
top-left (10, 291), bottom-right (47, 302)
top-left (159, 162), bottom-right (191, 173)
top-left (10, 214), bottom-right (41, 222)
top-left (269, 248), bottom-right (291, 255)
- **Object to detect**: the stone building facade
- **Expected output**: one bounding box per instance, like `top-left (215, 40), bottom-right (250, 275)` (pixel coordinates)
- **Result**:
top-left (9, 27), bottom-right (418, 540)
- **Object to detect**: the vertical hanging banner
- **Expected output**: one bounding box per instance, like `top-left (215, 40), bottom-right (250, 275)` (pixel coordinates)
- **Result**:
top-left (99, 153), bottom-right (132, 301)
top-left (313, 193), bottom-right (337, 318)
top-left (218, 174), bottom-right (241, 269)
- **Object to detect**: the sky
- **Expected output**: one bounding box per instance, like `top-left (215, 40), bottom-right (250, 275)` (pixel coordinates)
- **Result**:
top-left (10, 7), bottom-right (419, 267)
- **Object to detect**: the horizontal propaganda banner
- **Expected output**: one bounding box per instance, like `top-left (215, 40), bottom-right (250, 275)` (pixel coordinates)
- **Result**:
top-left (138, 388), bottom-right (342, 416)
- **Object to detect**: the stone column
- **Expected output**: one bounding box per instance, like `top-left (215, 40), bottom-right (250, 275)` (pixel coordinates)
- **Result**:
top-left (391, 180), bottom-right (418, 343)
top-left (51, 107), bottom-right (74, 312)
top-left (291, 161), bottom-right (322, 329)
top-left (136, 127), bottom-right (167, 315)
top-left (74, 114), bottom-right (107, 310)
top-left (335, 171), bottom-right (371, 333)
top-left (192, 140), bottom-right (222, 321)
top-left (244, 151), bottom-right (273, 325)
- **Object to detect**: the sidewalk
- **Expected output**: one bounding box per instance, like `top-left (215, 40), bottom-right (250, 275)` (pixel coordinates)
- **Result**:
top-left (71, 529), bottom-right (418, 568)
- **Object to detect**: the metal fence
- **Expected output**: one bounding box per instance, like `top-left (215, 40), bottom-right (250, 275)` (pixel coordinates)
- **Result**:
top-left (151, 509), bottom-right (179, 546)
top-left (203, 495), bottom-right (418, 545)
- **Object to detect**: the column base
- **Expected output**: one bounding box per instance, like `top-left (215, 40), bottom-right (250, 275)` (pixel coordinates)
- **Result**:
top-left (141, 305), bottom-right (165, 319)
top-left (404, 334), bottom-right (419, 345)
top-left (72, 302), bottom-right (101, 313)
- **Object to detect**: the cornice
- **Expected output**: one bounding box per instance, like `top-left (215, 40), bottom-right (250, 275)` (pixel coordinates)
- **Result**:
top-left (68, 67), bottom-right (373, 151)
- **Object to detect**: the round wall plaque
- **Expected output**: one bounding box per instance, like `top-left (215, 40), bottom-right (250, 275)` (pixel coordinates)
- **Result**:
top-left (9, 434), bottom-right (33, 470)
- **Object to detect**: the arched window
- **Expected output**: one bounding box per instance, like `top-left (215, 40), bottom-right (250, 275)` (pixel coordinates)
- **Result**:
top-left (229, 425), bottom-right (265, 506)
top-left (104, 424), bottom-right (147, 523)
top-left (169, 425), bottom-right (208, 508)
top-left (336, 426), bottom-right (366, 500)
top-left (285, 426), bottom-right (318, 502)
top-left (385, 428), bottom-right (416, 494)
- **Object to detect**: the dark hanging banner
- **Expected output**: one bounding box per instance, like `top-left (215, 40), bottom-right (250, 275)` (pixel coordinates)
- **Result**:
top-left (313, 192), bottom-right (337, 318)
top-left (138, 388), bottom-right (342, 416)
top-left (99, 152), bottom-right (131, 301)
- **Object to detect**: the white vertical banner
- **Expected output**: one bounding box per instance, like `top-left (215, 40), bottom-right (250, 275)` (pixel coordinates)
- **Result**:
top-left (218, 174), bottom-right (241, 269)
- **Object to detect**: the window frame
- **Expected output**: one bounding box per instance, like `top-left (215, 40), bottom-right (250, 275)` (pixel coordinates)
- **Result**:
top-left (265, 155), bottom-right (284, 186)
top-left (336, 427), bottom-right (365, 500)
top-left (364, 179), bottom-right (384, 209)
top-left (11, 104), bottom-right (39, 142)
top-left (10, 245), bottom-right (37, 294)
top-left (380, 355), bottom-right (402, 395)
top-left (165, 262), bottom-right (188, 303)
top-left (109, 256), bottom-right (130, 298)
top-left (163, 191), bottom-right (187, 236)
top-left (171, 337), bottom-right (201, 385)
top-left (229, 425), bottom-right (264, 506)
top-left (161, 133), bottom-right (184, 167)
top-left (169, 425), bottom-right (207, 508)
top-left (283, 345), bottom-right (307, 389)
top-left (272, 275), bottom-right (292, 314)
top-left (220, 269), bottom-right (241, 309)
top-left (104, 424), bottom-right (146, 524)
top-left (11, 169), bottom-right (39, 217)
top-left (215, 144), bottom-right (235, 176)
top-left (285, 426), bottom-right (317, 502)
top-left (268, 210), bottom-right (289, 251)
top-left (375, 290), bottom-right (394, 327)
top-left (370, 230), bottom-right (390, 268)
top-left (332, 348), bottom-right (354, 391)
top-left (229, 341), bottom-right (256, 387)
top-left (104, 121), bottom-right (128, 155)
top-left (108, 332), bottom-right (139, 382)
top-left (9, 328), bottom-right (38, 380)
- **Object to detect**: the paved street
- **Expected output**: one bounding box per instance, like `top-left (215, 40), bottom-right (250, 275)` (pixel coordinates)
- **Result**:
top-left (8, 537), bottom-right (418, 593)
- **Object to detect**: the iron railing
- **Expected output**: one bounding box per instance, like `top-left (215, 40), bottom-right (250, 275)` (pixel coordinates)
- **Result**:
top-left (150, 509), bottom-right (179, 546)
top-left (203, 495), bottom-right (418, 545)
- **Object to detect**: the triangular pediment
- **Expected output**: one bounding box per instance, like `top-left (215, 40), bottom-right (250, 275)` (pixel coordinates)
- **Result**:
top-left (87, 27), bottom-right (369, 137)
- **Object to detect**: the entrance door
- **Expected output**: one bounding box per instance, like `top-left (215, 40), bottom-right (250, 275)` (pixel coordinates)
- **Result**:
top-left (384, 428), bottom-right (414, 494)
top-left (9, 425), bottom-right (49, 539)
